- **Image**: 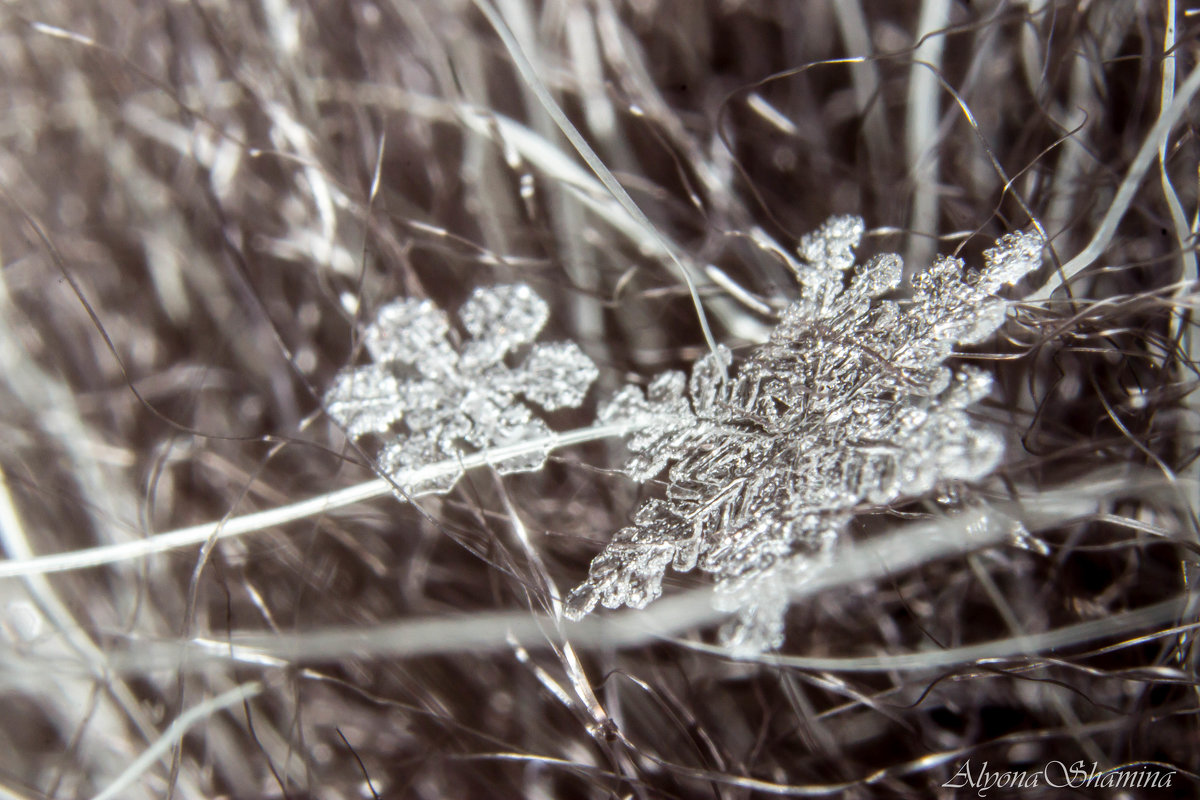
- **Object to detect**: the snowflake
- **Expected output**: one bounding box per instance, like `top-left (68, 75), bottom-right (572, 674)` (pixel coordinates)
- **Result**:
top-left (564, 218), bottom-right (1044, 652)
top-left (324, 284), bottom-right (599, 495)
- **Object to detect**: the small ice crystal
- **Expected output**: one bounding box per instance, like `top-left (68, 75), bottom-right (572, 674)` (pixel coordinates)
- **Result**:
top-left (324, 285), bottom-right (599, 496)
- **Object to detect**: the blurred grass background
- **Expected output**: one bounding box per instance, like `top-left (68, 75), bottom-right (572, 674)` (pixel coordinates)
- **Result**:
top-left (0, 0), bottom-right (1197, 797)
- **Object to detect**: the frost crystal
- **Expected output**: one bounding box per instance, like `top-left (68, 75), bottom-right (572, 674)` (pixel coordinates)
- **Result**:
top-left (565, 219), bottom-right (1043, 652)
top-left (324, 285), bottom-right (599, 496)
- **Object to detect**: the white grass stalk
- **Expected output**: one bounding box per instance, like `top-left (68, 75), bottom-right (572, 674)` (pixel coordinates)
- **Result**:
top-left (1160, 0), bottom-right (1200, 490)
top-left (687, 596), bottom-right (1190, 672)
top-left (472, 0), bottom-right (723, 360)
top-left (94, 469), bottom-right (1194, 669)
top-left (831, 0), bottom-right (887, 167)
top-left (0, 422), bottom-right (635, 579)
top-left (904, 0), bottom-right (952, 272)
top-left (0, 469), bottom-right (204, 800)
top-left (1028, 59), bottom-right (1200, 302)
top-left (91, 682), bottom-right (262, 800)
top-left (1159, 0), bottom-right (1195, 324)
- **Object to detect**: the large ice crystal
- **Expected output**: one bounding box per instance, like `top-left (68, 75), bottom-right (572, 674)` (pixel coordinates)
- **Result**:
top-left (565, 218), bottom-right (1043, 651)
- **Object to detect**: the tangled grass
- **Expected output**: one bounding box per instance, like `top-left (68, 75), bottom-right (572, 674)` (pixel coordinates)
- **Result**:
top-left (0, 0), bottom-right (1197, 797)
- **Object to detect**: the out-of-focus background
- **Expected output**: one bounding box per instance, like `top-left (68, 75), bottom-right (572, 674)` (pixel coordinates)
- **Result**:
top-left (0, 1), bottom-right (1197, 797)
